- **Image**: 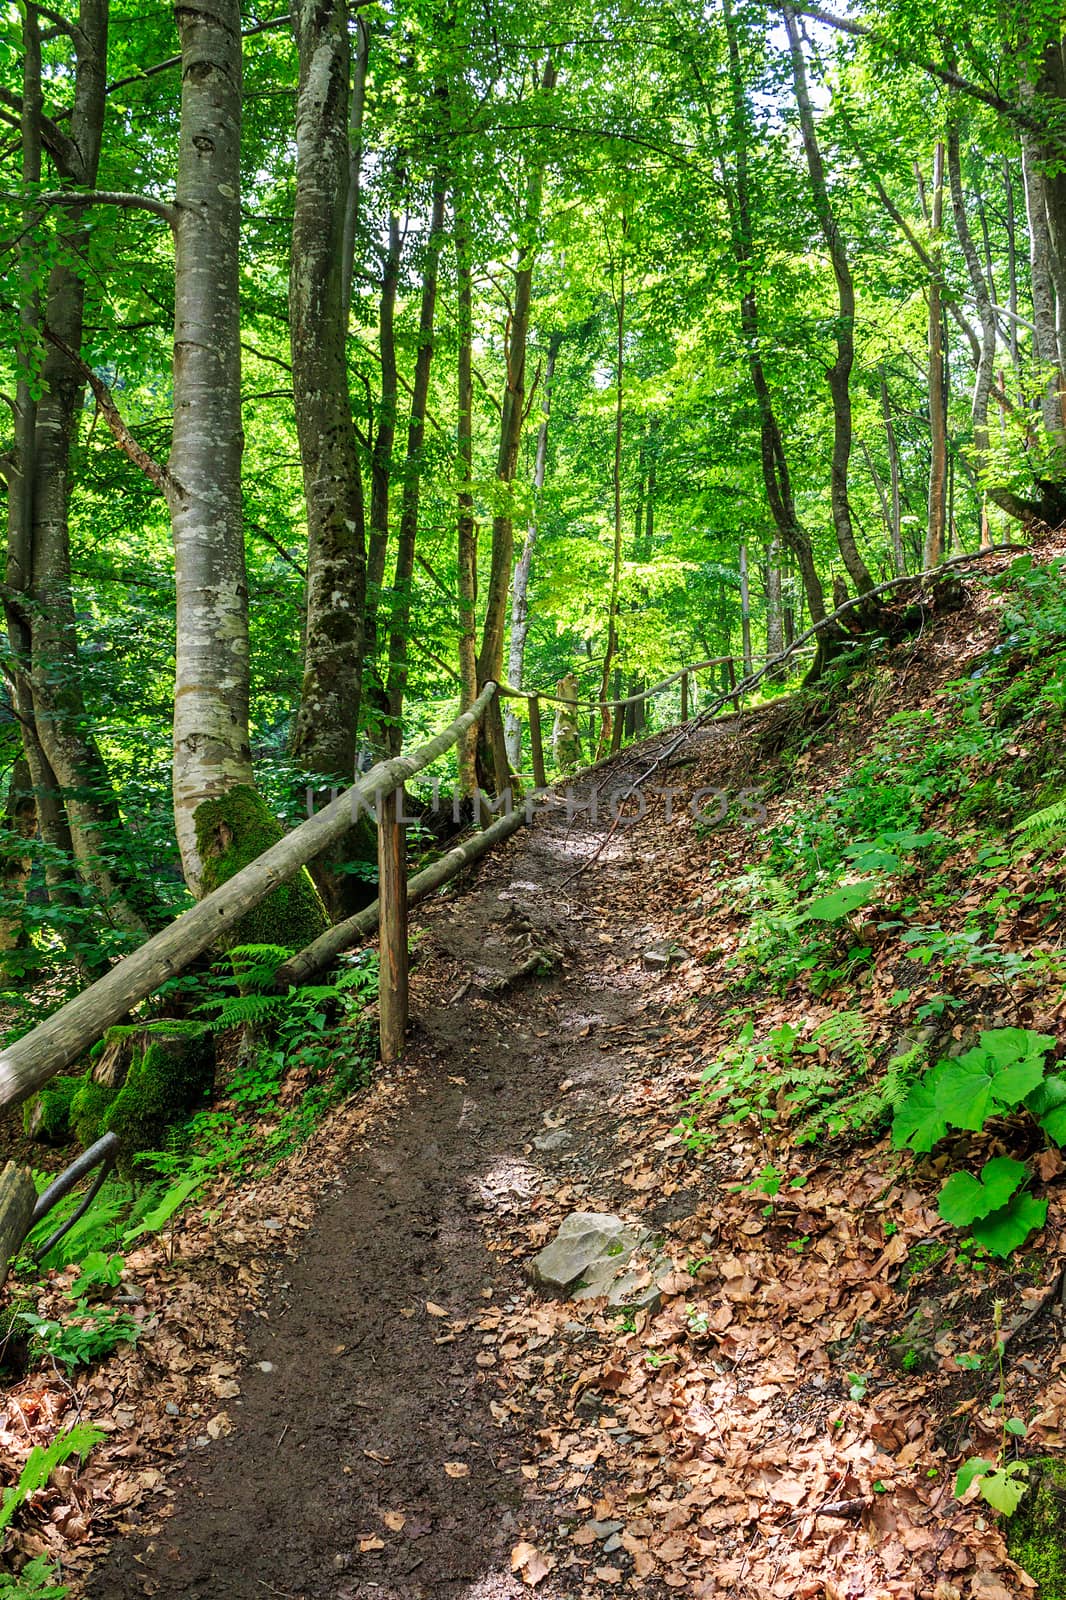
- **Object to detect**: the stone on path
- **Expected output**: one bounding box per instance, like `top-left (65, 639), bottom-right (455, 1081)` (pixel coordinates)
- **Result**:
top-left (530, 1211), bottom-right (662, 1302)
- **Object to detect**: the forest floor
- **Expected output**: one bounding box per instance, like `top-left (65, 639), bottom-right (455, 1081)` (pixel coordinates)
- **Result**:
top-left (5, 541), bottom-right (1066, 1599)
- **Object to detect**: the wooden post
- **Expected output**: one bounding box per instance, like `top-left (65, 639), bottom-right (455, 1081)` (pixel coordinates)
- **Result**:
top-left (727, 656), bottom-right (740, 713)
top-left (528, 696), bottom-right (547, 788)
top-left (485, 691), bottom-right (511, 799)
top-left (680, 670), bottom-right (689, 722)
top-left (377, 786), bottom-right (409, 1064)
top-left (0, 1161), bottom-right (36, 1288)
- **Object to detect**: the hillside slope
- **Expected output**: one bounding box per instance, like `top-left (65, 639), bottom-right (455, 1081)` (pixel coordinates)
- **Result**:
top-left (3, 539), bottom-right (1066, 1599)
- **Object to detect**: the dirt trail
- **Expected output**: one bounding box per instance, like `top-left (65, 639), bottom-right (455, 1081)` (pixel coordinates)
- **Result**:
top-left (87, 754), bottom-right (677, 1600)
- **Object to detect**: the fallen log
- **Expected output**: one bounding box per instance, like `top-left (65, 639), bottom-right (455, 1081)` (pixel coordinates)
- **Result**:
top-left (0, 684), bottom-right (498, 1113)
top-left (0, 1161), bottom-right (36, 1289)
top-left (277, 805), bottom-right (527, 988)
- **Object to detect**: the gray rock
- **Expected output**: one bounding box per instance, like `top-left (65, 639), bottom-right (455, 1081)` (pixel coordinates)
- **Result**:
top-left (529, 1212), bottom-right (650, 1296)
top-left (588, 1521), bottom-right (624, 1539)
top-left (602, 1534), bottom-right (624, 1554)
top-left (533, 1127), bottom-right (572, 1152)
top-left (641, 942), bottom-right (689, 972)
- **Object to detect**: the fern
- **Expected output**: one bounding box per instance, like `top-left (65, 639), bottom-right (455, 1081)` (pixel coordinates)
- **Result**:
top-left (1013, 796), bottom-right (1066, 846)
top-left (0, 1425), bottom-right (105, 1539)
top-left (199, 992), bottom-right (286, 1029)
top-left (808, 1010), bottom-right (871, 1077)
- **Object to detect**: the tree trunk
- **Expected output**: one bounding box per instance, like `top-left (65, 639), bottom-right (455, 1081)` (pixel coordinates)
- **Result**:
top-left (947, 121), bottom-right (996, 476)
top-left (1021, 105), bottom-right (1066, 453)
top-left (925, 143), bottom-right (949, 567)
top-left (765, 538), bottom-right (785, 682)
top-left (598, 229), bottom-right (626, 756)
top-left (739, 541), bottom-right (753, 677)
top-left (362, 201), bottom-right (402, 738)
top-left (783, 5), bottom-right (874, 595)
top-left (720, 0), bottom-right (827, 628)
top-left (289, 0), bottom-right (369, 781)
top-left (455, 195), bottom-right (479, 797)
top-left (476, 57), bottom-right (557, 787)
top-left (880, 369), bottom-right (905, 574)
top-left (385, 182), bottom-right (447, 754)
top-left (167, 0), bottom-right (254, 894)
top-left (504, 332), bottom-right (560, 770)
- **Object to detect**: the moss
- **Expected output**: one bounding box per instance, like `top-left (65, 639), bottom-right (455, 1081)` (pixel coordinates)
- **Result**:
top-left (22, 1074), bottom-right (79, 1143)
top-left (194, 784), bottom-right (328, 952)
top-left (102, 1034), bottom-right (214, 1169)
top-left (901, 1239), bottom-right (950, 1285)
top-left (1009, 1460), bottom-right (1066, 1598)
top-left (70, 1079), bottom-right (118, 1147)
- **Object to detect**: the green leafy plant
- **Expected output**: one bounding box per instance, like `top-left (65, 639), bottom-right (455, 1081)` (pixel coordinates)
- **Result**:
top-left (0, 1424), bottom-right (105, 1540)
top-left (954, 1305), bottom-right (1030, 1516)
top-left (0, 1555), bottom-right (69, 1597)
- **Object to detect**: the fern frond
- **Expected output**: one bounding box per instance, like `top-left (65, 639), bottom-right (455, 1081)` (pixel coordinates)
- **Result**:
top-left (202, 992), bottom-right (286, 1028)
top-left (1014, 796), bottom-right (1066, 846)
top-left (810, 1010), bottom-right (870, 1076)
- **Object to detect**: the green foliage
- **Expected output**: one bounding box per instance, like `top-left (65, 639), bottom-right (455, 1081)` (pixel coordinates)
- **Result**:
top-left (1009, 1459), bottom-right (1066, 1597)
top-left (0, 1555), bottom-right (69, 1597)
top-left (0, 1424), bottom-right (105, 1539)
top-left (893, 1030), bottom-right (1058, 1256)
top-left (956, 1457), bottom-right (1030, 1516)
top-left (18, 1304), bottom-right (140, 1374)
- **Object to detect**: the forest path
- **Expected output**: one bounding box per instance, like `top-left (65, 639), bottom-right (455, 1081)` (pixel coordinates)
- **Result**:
top-left (86, 740), bottom-right (692, 1600)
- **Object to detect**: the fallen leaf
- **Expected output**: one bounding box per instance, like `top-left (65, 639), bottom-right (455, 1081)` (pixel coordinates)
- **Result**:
top-left (426, 1302), bottom-right (449, 1318)
top-left (511, 1541), bottom-right (552, 1586)
top-left (443, 1461), bottom-right (470, 1478)
top-left (359, 1536), bottom-right (385, 1553)
top-left (383, 1511), bottom-right (405, 1532)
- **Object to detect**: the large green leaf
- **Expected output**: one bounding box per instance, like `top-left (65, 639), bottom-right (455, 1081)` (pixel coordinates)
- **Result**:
top-left (977, 1462), bottom-right (1029, 1517)
top-left (938, 1158), bottom-right (1026, 1226)
top-left (1040, 1103), bottom-right (1066, 1145)
top-left (970, 1193), bottom-right (1048, 1259)
top-left (954, 1457), bottom-right (996, 1498)
top-left (891, 1067), bottom-right (950, 1152)
top-left (980, 1028), bottom-right (1056, 1070)
top-left (804, 882), bottom-right (876, 922)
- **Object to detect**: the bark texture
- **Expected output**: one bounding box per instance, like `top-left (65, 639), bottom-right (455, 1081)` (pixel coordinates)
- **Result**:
top-left (783, 5), bottom-right (874, 595)
top-left (289, 0), bottom-right (368, 780)
top-left (168, 0), bottom-right (253, 893)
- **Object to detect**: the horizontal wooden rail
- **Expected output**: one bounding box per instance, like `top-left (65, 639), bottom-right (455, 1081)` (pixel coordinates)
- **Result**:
top-left (0, 682), bottom-right (499, 1111)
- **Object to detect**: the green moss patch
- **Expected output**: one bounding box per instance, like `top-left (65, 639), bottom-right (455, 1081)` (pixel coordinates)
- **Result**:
top-left (23, 1074), bottom-right (79, 1143)
top-left (102, 1035), bottom-right (214, 1170)
top-left (70, 1079), bottom-right (119, 1148)
top-left (1010, 1460), bottom-right (1066, 1598)
top-left (194, 783), bottom-right (328, 952)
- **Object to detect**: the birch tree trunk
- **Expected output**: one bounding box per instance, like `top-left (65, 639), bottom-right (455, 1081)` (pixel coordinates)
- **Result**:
top-left (504, 333), bottom-right (560, 770)
top-left (167, 0), bottom-right (254, 894)
top-left (880, 369), bottom-right (905, 575)
top-left (783, 6), bottom-right (874, 595)
top-left (289, 0), bottom-right (368, 780)
top-left (597, 233), bottom-right (626, 755)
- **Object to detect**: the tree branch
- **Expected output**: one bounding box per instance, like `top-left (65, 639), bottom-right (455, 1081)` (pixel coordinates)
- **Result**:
top-left (784, 3), bottom-right (1066, 156)
top-left (39, 188), bottom-right (177, 227)
top-left (42, 328), bottom-right (174, 497)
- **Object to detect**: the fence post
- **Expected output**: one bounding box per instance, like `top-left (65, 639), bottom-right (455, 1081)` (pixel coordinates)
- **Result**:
top-left (680, 670), bottom-right (689, 722)
top-left (377, 785), bottom-right (408, 1064)
top-left (528, 696), bottom-right (547, 788)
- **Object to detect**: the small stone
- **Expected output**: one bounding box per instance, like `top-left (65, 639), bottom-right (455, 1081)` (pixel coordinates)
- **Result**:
top-left (165, 1401), bottom-right (180, 1417)
top-left (257, 1362), bottom-right (275, 1373)
top-left (589, 1520), bottom-right (624, 1539)
top-left (533, 1128), bottom-right (571, 1152)
top-left (602, 1534), bottom-right (624, 1554)
top-left (641, 942), bottom-right (689, 972)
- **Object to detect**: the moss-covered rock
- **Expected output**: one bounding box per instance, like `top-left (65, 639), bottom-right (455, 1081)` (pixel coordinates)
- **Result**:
top-left (1010, 1460), bottom-right (1066, 1598)
top-left (102, 1034), bottom-right (214, 1169)
top-left (22, 1075), bottom-right (79, 1143)
top-left (194, 784), bottom-right (328, 952)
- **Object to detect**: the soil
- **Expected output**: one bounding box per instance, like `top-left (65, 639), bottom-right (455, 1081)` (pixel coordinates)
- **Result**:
top-left (85, 751), bottom-right (677, 1600)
